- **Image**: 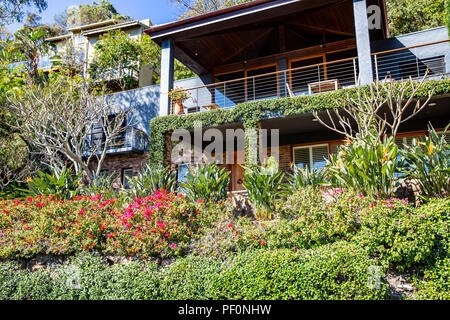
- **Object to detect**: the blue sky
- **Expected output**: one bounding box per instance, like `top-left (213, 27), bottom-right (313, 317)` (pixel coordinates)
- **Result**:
top-left (6, 0), bottom-right (184, 33)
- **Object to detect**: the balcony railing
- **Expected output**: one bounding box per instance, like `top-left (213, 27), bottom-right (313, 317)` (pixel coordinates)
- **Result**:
top-left (84, 127), bottom-right (149, 156)
top-left (171, 40), bottom-right (449, 115)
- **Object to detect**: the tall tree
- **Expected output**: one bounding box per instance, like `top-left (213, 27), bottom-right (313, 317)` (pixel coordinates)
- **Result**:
top-left (13, 26), bottom-right (54, 84)
top-left (387, 0), bottom-right (446, 36)
top-left (0, 0), bottom-right (47, 25)
top-left (62, 0), bottom-right (130, 28)
top-left (170, 0), bottom-right (252, 19)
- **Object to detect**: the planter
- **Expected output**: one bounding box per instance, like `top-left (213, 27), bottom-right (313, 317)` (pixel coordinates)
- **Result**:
top-left (173, 99), bottom-right (185, 115)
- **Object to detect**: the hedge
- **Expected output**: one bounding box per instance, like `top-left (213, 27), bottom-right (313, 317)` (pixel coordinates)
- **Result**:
top-left (0, 242), bottom-right (390, 300)
top-left (149, 79), bottom-right (450, 167)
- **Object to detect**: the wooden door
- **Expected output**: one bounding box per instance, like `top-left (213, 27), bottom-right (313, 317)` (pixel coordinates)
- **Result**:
top-left (230, 163), bottom-right (245, 191)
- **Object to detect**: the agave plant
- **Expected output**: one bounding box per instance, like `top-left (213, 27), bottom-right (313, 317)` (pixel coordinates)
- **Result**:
top-left (243, 156), bottom-right (286, 220)
top-left (130, 165), bottom-right (177, 197)
top-left (25, 167), bottom-right (81, 200)
top-left (180, 163), bottom-right (230, 203)
top-left (288, 165), bottom-right (327, 191)
top-left (398, 124), bottom-right (450, 200)
top-left (82, 171), bottom-right (118, 198)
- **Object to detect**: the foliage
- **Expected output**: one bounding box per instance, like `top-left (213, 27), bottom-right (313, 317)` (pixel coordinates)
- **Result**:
top-left (288, 165), bottom-right (326, 191)
top-left (89, 30), bottom-right (156, 91)
top-left (243, 156), bottom-right (286, 219)
top-left (0, 190), bottom-right (220, 259)
top-left (326, 135), bottom-right (401, 199)
top-left (211, 242), bottom-right (389, 300)
top-left (149, 79), bottom-right (450, 168)
top-left (355, 197), bottom-right (436, 271)
top-left (64, 0), bottom-right (129, 28)
top-left (0, 0), bottom-right (47, 25)
top-left (413, 257), bottom-right (450, 299)
top-left (181, 163), bottom-right (230, 203)
top-left (174, 59), bottom-right (196, 81)
top-left (130, 165), bottom-right (177, 197)
top-left (0, 254), bottom-right (160, 300)
top-left (159, 255), bottom-right (222, 299)
top-left (168, 87), bottom-right (192, 101)
top-left (447, 0), bottom-right (450, 37)
top-left (399, 125), bottom-right (450, 200)
top-left (25, 167), bottom-right (81, 200)
top-left (81, 171), bottom-right (117, 199)
top-left (13, 26), bottom-right (54, 84)
top-left (170, 0), bottom-right (253, 20)
top-left (387, 0), bottom-right (446, 36)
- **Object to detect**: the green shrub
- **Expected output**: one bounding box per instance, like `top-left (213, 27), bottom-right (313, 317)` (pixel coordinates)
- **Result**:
top-left (181, 163), bottom-right (230, 203)
top-left (0, 254), bottom-right (160, 300)
top-left (399, 125), bottom-right (449, 200)
top-left (326, 135), bottom-right (402, 199)
top-left (413, 257), bottom-right (450, 300)
top-left (159, 255), bottom-right (221, 299)
top-left (26, 167), bottom-right (81, 200)
top-left (130, 165), bottom-right (177, 197)
top-left (243, 157), bottom-right (286, 220)
top-left (81, 171), bottom-right (118, 198)
top-left (288, 166), bottom-right (326, 191)
top-left (211, 242), bottom-right (390, 300)
top-left (355, 197), bottom-right (436, 271)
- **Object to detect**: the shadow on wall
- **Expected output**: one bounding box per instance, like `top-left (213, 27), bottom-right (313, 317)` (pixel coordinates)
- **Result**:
top-left (370, 27), bottom-right (450, 80)
top-left (107, 85), bottom-right (161, 135)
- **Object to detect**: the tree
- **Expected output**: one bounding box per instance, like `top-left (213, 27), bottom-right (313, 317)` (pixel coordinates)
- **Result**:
top-left (312, 73), bottom-right (433, 142)
top-left (6, 75), bottom-right (136, 181)
top-left (0, 0), bottom-right (47, 25)
top-left (89, 30), bottom-right (160, 91)
top-left (387, 0), bottom-right (446, 36)
top-left (170, 0), bottom-right (252, 19)
top-left (63, 0), bottom-right (130, 28)
top-left (13, 26), bottom-right (54, 84)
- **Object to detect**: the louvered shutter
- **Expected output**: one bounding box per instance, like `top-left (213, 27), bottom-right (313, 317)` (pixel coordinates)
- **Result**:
top-left (293, 148), bottom-right (310, 170)
top-left (311, 145), bottom-right (329, 170)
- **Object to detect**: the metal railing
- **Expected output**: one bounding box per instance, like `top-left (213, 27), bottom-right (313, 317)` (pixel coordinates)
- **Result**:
top-left (171, 40), bottom-right (449, 115)
top-left (85, 127), bottom-right (149, 156)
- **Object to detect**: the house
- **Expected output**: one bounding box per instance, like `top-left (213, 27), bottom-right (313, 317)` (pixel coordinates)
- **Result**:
top-left (46, 18), bottom-right (154, 87)
top-left (139, 0), bottom-right (450, 191)
top-left (83, 0), bottom-right (449, 190)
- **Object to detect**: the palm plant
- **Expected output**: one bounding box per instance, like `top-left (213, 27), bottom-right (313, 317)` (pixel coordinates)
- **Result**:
top-left (181, 163), bottom-right (230, 203)
top-left (13, 26), bottom-right (54, 84)
top-left (399, 124), bottom-right (450, 200)
top-left (243, 156), bottom-right (286, 220)
top-left (130, 165), bottom-right (177, 197)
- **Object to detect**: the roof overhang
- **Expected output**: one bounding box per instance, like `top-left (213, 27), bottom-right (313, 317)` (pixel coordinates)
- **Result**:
top-left (146, 0), bottom-right (388, 75)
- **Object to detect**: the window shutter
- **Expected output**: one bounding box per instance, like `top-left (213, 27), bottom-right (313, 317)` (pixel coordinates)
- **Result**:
top-left (331, 144), bottom-right (340, 155)
top-left (311, 145), bottom-right (329, 170)
top-left (293, 148), bottom-right (310, 170)
top-left (439, 132), bottom-right (450, 145)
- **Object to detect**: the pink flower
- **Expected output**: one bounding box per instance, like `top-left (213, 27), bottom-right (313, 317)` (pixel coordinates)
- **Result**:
top-left (170, 243), bottom-right (176, 249)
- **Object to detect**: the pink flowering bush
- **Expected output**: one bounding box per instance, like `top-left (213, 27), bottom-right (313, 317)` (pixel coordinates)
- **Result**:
top-left (0, 190), bottom-right (220, 259)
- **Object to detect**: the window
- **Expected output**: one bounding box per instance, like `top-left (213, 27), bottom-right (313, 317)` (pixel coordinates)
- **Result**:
top-left (246, 65), bottom-right (278, 101)
top-left (395, 135), bottom-right (425, 149)
top-left (290, 56), bottom-right (325, 95)
top-left (177, 163), bottom-right (189, 184)
top-left (293, 144), bottom-right (329, 171)
top-left (90, 115), bottom-right (126, 150)
top-left (122, 168), bottom-right (133, 190)
top-left (437, 130), bottom-right (450, 144)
